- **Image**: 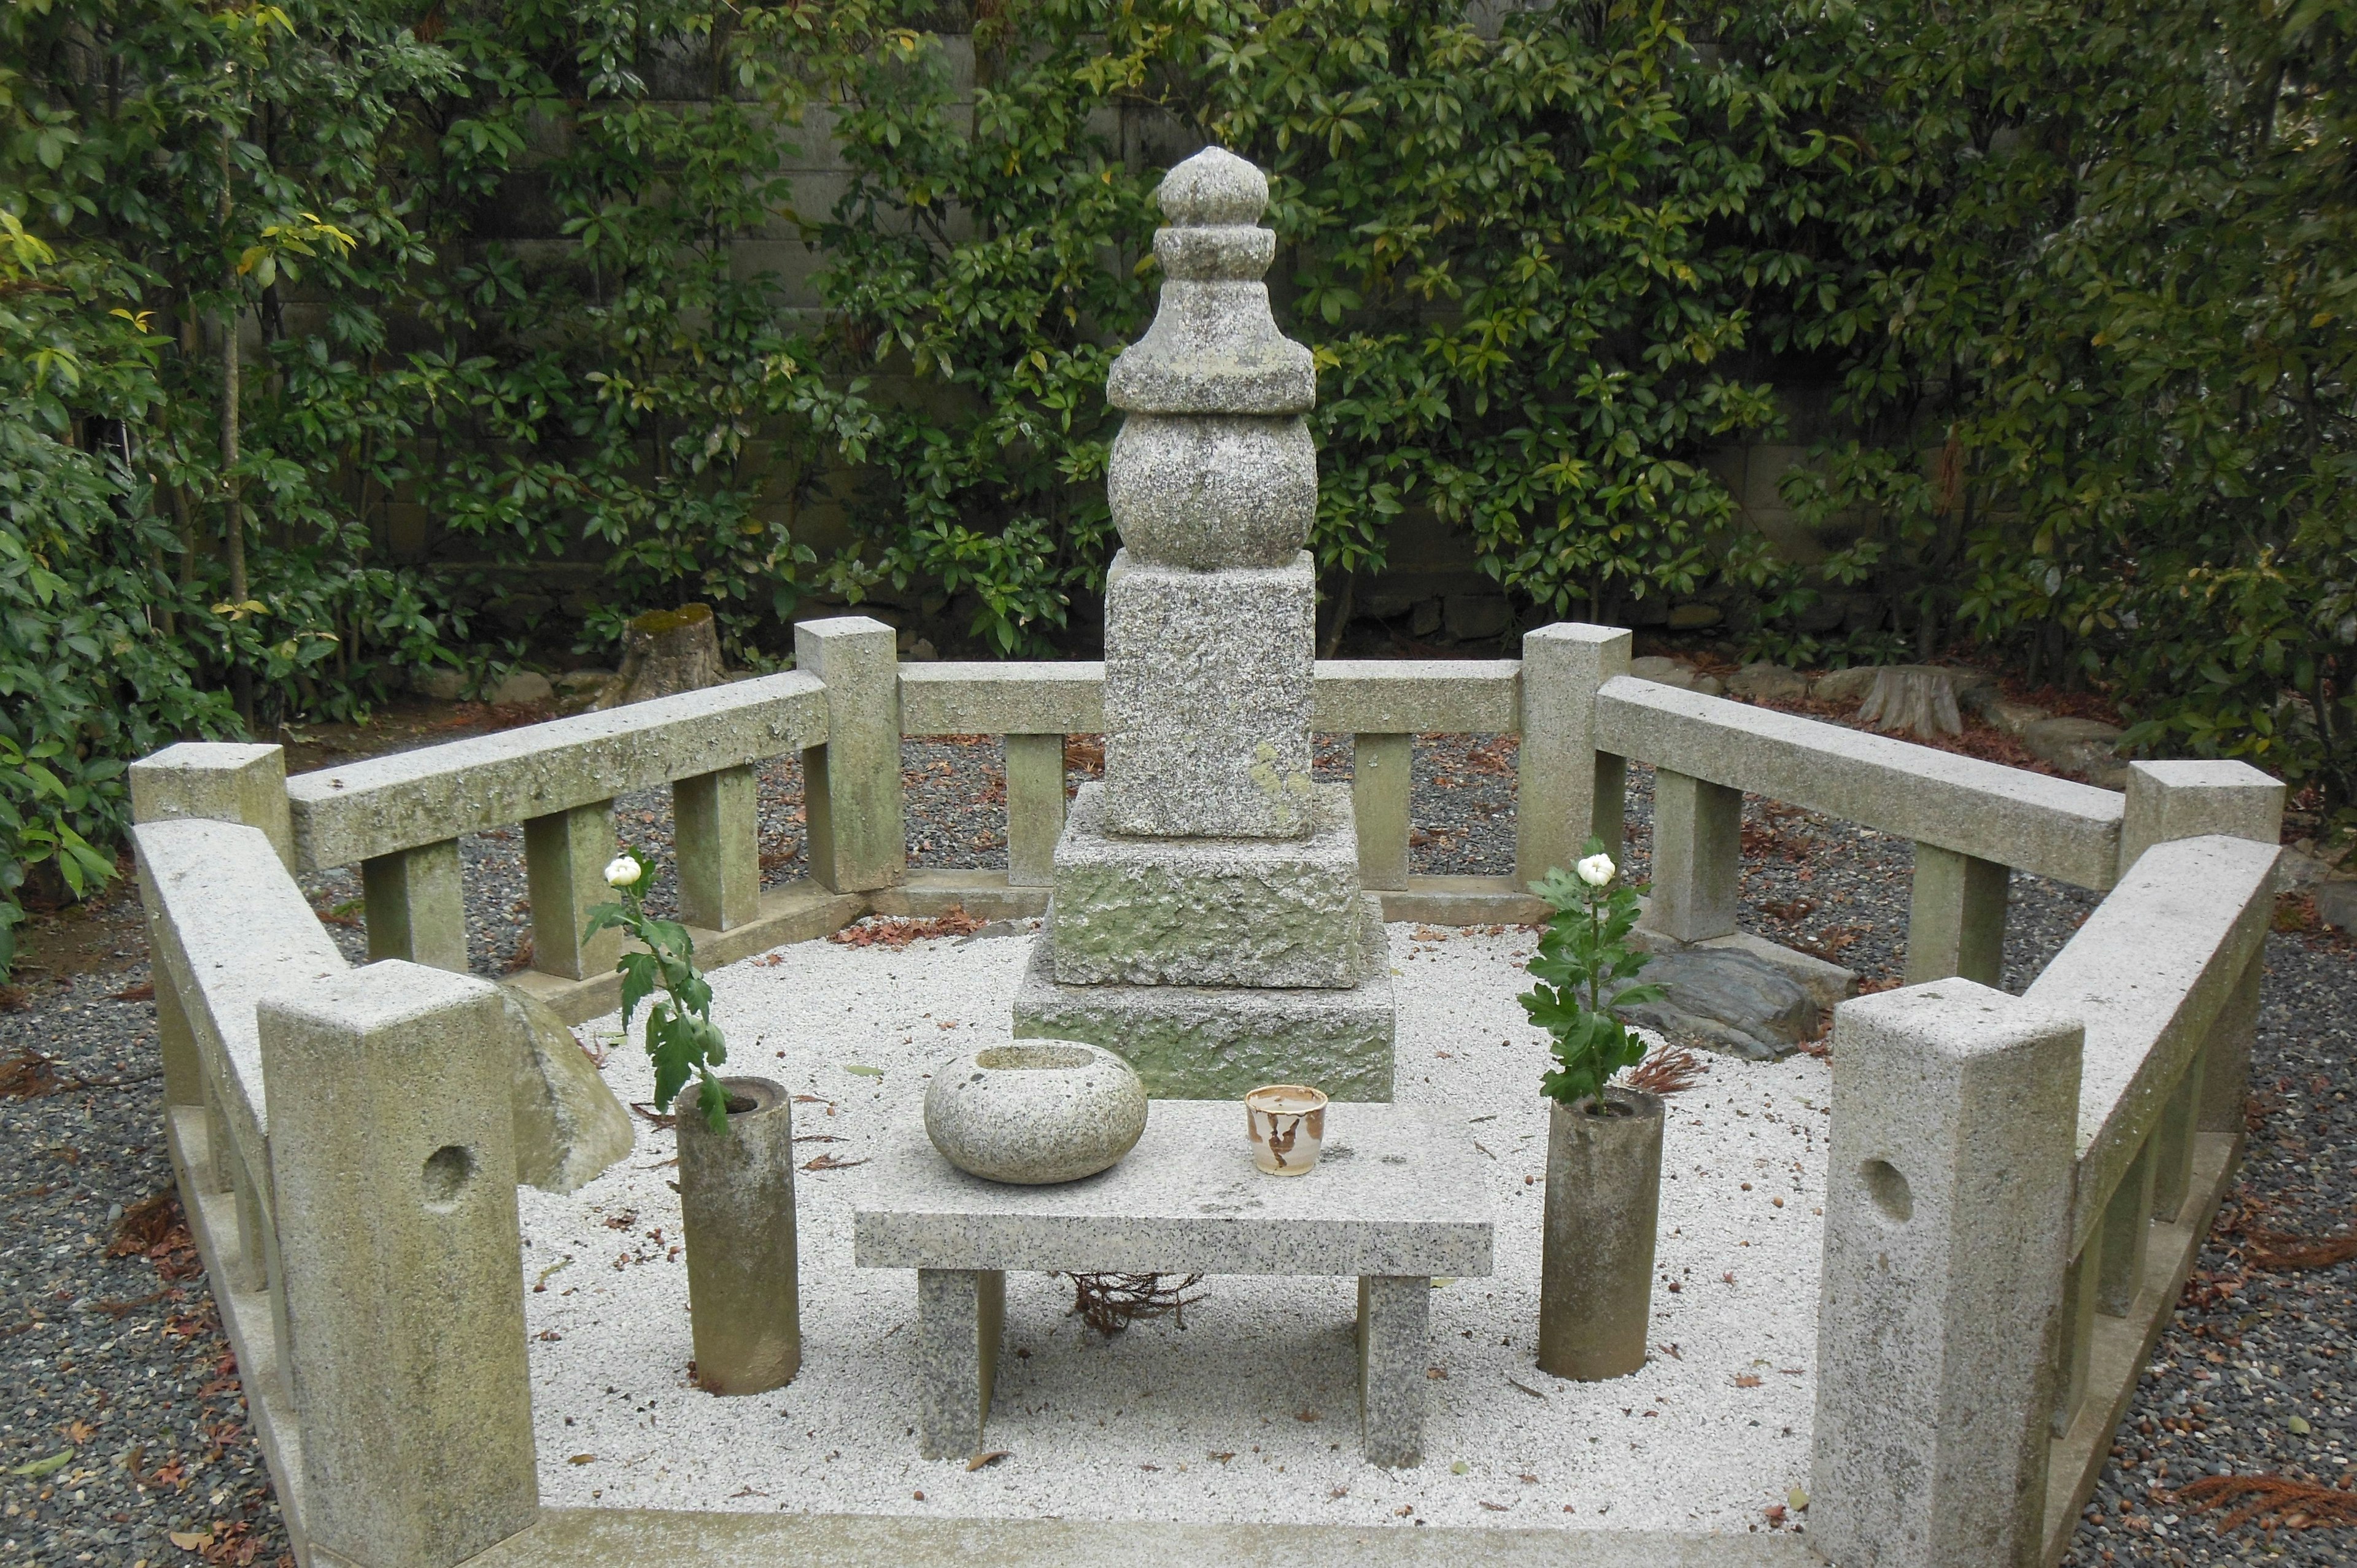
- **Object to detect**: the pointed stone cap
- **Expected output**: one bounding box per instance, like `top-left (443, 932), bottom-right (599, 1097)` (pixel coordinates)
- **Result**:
top-left (1106, 147), bottom-right (1315, 415)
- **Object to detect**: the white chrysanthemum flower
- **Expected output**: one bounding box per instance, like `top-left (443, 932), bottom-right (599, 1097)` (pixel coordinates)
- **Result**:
top-left (603, 855), bottom-right (641, 889)
top-left (1576, 852), bottom-right (1616, 887)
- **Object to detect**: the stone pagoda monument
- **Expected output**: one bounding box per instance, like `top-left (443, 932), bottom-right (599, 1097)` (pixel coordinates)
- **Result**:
top-left (1011, 147), bottom-right (1396, 1101)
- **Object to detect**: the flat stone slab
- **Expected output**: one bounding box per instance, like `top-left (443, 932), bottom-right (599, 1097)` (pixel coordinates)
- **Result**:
top-left (853, 1099), bottom-right (1492, 1276)
top-left (1045, 782), bottom-right (1374, 987)
top-left (856, 1098), bottom-right (1492, 1467)
top-left (1010, 935), bottom-right (1396, 1101)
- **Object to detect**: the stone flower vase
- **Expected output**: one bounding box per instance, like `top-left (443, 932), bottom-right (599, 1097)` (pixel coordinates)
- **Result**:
top-left (1536, 1086), bottom-right (1664, 1381)
top-left (676, 1076), bottom-right (800, 1394)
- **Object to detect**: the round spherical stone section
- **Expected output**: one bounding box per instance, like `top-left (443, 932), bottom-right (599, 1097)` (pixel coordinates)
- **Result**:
top-left (1109, 413), bottom-right (1315, 568)
top-left (923, 1041), bottom-right (1148, 1185)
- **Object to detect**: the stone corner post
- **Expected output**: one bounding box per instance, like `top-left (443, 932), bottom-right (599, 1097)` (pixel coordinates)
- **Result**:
top-left (2119, 760), bottom-right (2282, 1143)
top-left (794, 616), bottom-right (906, 894)
top-left (259, 962), bottom-right (538, 1568)
top-left (1514, 622), bottom-right (1631, 889)
top-left (2119, 760), bottom-right (2285, 876)
top-left (128, 741), bottom-right (293, 870)
top-left (1811, 980), bottom-right (2082, 1568)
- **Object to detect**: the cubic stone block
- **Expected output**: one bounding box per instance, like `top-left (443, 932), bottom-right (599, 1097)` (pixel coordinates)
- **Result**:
top-left (1012, 935), bottom-right (1396, 1102)
top-left (1101, 549), bottom-right (1315, 839)
top-left (1046, 782), bottom-right (1373, 987)
top-left (1811, 981), bottom-right (2081, 1568)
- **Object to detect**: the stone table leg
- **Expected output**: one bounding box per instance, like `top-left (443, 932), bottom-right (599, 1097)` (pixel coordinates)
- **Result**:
top-left (1357, 1275), bottom-right (1429, 1468)
top-left (916, 1267), bottom-right (1004, 1461)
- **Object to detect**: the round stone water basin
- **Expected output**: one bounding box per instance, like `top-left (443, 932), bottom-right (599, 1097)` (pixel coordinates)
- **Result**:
top-left (923, 1040), bottom-right (1148, 1185)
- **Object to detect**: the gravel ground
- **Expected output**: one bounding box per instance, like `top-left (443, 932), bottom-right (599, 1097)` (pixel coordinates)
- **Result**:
top-left (2, 720), bottom-right (2352, 1566)
top-left (522, 922), bottom-right (1828, 1535)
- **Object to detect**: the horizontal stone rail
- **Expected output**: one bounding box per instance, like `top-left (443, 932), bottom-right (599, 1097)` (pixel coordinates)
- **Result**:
top-left (2033, 834), bottom-right (2278, 1254)
top-left (134, 816), bottom-right (350, 1204)
top-left (286, 670), bottom-right (829, 870)
top-left (1594, 674), bottom-right (2126, 890)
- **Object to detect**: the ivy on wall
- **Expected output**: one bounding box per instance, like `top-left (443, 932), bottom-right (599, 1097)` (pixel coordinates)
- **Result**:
top-left (2, 0), bottom-right (2353, 957)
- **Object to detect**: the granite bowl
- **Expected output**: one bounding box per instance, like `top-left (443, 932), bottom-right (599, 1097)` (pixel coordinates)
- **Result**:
top-left (923, 1040), bottom-right (1148, 1185)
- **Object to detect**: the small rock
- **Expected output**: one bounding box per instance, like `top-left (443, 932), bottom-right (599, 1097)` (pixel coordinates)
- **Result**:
top-left (489, 670), bottom-right (554, 705)
top-left (2315, 880), bottom-right (2357, 932)
top-left (1628, 656), bottom-right (1699, 690)
top-left (1409, 599), bottom-right (1442, 637)
top-left (1691, 675), bottom-right (1724, 697)
top-left (1983, 699), bottom-right (2050, 737)
top-left (555, 668), bottom-right (616, 694)
top-left (907, 638), bottom-right (940, 662)
top-left (2280, 848), bottom-right (2336, 887)
top-left (1666, 602), bottom-right (1722, 630)
top-left (1809, 666), bottom-right (1881, 705)
top-left (1443, 595), bottom-right (1512, 641)
top-left (410, 666), bottom-right (468, 702)
top-left (1726, 663), bottom-right (1808, 704)
top-left (501, 987), bottom-right (635, 1194)
top-left (1620, 949), bottom-right (1817, 1061)
top-left (2022, 716), bottom-right (2127, 786)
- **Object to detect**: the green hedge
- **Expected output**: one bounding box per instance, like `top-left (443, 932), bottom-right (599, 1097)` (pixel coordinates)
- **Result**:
top-left (3, 0), bottom-right (2351, 959)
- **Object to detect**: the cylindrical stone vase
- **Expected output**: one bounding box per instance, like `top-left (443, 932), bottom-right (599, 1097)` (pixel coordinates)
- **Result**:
top-left (676, 1075), bottom-right (800, 1394)
top-left (1536, 1087), bottom-right (1663, 1381)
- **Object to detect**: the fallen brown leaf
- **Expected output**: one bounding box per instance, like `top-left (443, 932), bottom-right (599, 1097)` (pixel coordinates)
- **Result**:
top-left (966, 1449), bottom-right (1012, 1472)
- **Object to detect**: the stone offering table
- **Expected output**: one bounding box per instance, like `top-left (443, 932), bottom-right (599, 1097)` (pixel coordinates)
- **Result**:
top-left (853, 1100), bottom-right (1493, 1469)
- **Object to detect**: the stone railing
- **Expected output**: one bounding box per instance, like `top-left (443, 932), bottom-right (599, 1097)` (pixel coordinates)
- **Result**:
top-left (125, 617), bottom-right (2284, 1568)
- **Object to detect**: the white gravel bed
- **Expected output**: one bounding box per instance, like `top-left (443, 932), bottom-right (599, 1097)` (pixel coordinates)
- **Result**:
top-left (517, 921), bottom-right (1830, 1535)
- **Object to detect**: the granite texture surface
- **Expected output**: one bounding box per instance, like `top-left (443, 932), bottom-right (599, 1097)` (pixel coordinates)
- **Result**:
top-left (914, 1267), bottom-right (1003, 1461)
top-left (1358, 1273), bottom-right (1434, 1468)
top-left (921, 1040), bottom-right (1147, 1184)
top-left (1100, 549), bottom-right (1317, 839)
top-left (1104, 148), bottom-right (1315, 416)
top-left (1810, 982), bottom-right (2081, 1568)
top-left (852, 1099), bottom-right (1492, 1277)
top-left (1010, 935), bottom-right (1397, 1101)
top-left (1108, 413), bottom-right (1315, 568)
top-left (1044, 783), bottom-right (1372, 987)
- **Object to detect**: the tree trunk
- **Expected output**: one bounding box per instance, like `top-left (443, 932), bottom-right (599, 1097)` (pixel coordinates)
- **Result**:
top-left (599, 604), bottom-right (726, 708)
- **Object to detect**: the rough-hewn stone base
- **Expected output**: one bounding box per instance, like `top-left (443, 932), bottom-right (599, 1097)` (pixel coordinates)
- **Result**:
top-left (1010, 937), bottom-right (1396, 1101)
top-left (1047, 783), bottom-right (1372, 987)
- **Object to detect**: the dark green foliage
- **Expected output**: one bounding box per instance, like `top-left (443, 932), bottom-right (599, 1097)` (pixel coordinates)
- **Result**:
top-left (6, 0), bottom-right (2355, 969)
top-left (1520, 842), bottom-right (1661, 1108)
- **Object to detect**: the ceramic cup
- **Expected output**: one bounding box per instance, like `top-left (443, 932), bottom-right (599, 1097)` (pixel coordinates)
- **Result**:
top-left (1245, 1084), bottom-right (1329, 1176)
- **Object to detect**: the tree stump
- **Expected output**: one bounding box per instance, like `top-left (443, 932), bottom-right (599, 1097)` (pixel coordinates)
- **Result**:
top-left (1857, 665), bottom-right (1964, 739)
top-left (598, 604), bottom-right (723, 708)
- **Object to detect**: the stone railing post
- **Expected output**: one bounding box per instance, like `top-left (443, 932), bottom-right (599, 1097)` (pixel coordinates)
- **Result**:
top-left (1813, 981), bottom-right (2081, 1568)
top-left (524, 801), bottom-right (619, 980)
top-left (128, 742), bottom-right (294, 870)
top-left (674, 765), bottom-right (762, 930)
top-left (2121, 761), bottom-right (2283, 1146)
top-left (1515, 623), bottom-right (1631, 889)
top-left (1353, 733), bottom-right (1412, 891)
top-left (1004, 734), bottom-right (1067, 888)
top-left (128, 741), bottom-right (295, 1110)
top-left (361, 838), bottom-right (468, 972)
top-left (259, 962), bottom-right (537, 1568)
top-left (795, 617), bottom-right (905, 894)
top-left (1905, 844), bottom-right (2010, 986)
top-left (1644, 770), bottom-right (1740, 941)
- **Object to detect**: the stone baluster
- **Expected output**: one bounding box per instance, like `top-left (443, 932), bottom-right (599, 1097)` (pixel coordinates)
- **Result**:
top-left (1813, 981), bottom-right (2081, 1568)
top-left (1004, 733), bottom-right (1067, 888)
top-left (1515, 624), bottom-right (1631, 889)
top-left (1644, 770), bottom-right (1741, 941)
top-left (524, 801), bottom-right (619, 980)
top-left (362, 838), bottom-right (468, 972)
top-left (260, 962), bottom-right (538, 1568)
top-left (1352, 733), bottom-right (1412, 891)
top-left (1905, 844), bottom-right (2010, 986)
top-left (796, 616), bottom-right (906, 894)
top-left (674, 764), bottom-right (761, 930)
